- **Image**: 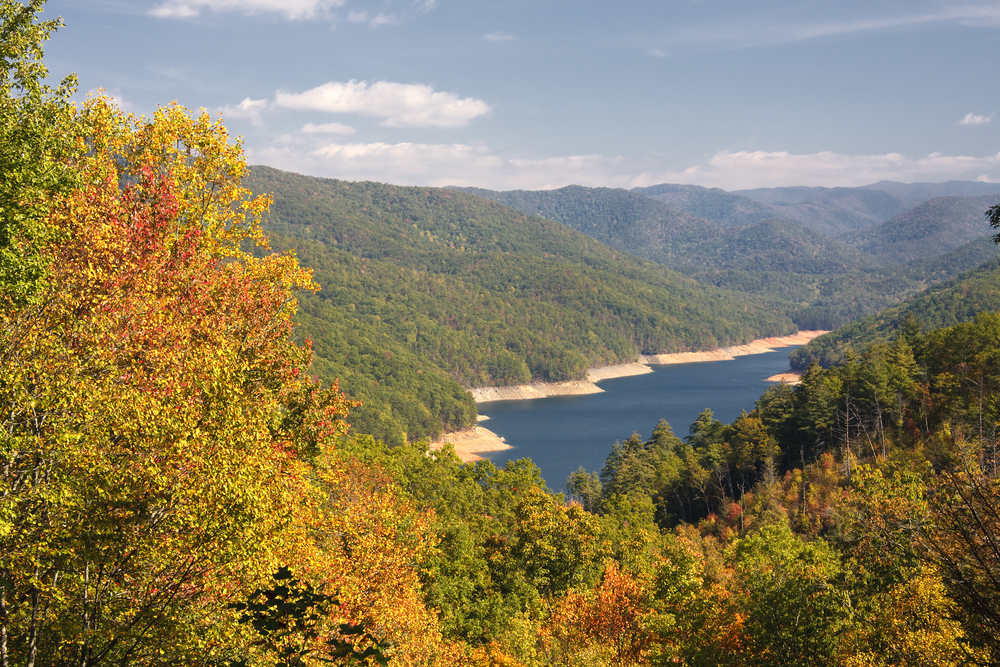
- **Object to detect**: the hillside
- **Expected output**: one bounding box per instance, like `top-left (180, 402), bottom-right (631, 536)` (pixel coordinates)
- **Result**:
top-left (458, 183), bottom-right (1000, 331)
top-left (245, 167), bottom-right (796, 444)
top-left (455, 184), bottom-right (718, 262)
top-left (731, 185), bottom-right (906, 235)
top-left (790, 255), bottom-right (1000, 368)
top-left (457, 185), bottom-right (875, 274)
top-left (839, 194), bottom-right (1000, 263)
top-left (631, 183), bottom-right (782, 227)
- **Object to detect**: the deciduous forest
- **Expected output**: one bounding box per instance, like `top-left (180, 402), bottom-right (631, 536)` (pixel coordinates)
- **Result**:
top-left (2, 2), bottom-right (999, 666)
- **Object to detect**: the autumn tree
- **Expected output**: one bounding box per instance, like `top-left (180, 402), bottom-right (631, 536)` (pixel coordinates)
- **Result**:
top-left (0, 98), bottom-right (353, 666)
top-left (921, 435), bottom-right (1000, 658)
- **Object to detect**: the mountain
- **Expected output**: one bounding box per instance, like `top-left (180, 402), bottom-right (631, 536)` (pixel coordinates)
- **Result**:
top-left (454, 184), bottom-right (717, 260)
top-left (631, 183), bottom-right (782, 227)
top-left (790, 254), bottom-right (1000, 368)
top-left (730, 186), bottom-right (907, 236)
top-left (455, 185), bottom-right (874, 275)
top-left (860, 180), bottom-right (1000, 210)
top-left (245, 167), bottom-right (796, 444)
top-left (839, 194), bottom-right (1000, 263)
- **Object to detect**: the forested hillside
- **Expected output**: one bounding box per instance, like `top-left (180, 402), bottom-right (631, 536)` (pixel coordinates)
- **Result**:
top-left (653, 183), bottom-right (902, 236)
top-left (791, 254), bottom-right (1000, 368)
top-left (460, 183), bottom-right (1000, 331)
top-left (245, 167), bottom-right (796, 443)
top-left (632, 183), bottom-right (782, 227)
top-left (840, 194), bottom-right (1000, 262)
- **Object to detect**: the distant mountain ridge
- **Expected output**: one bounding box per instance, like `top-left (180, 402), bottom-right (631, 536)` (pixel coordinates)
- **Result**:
top-left (453, 185), bottom-right (876, 275)
top-left (456, 181), bottom-right (1000, 330)
top-left (631, 183), bottom-right (782, 228)
top-left (860, 180), bottom-right (1000, 209)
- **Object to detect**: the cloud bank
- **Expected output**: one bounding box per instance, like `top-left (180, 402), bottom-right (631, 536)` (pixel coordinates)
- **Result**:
top-left (637, 150), bottom-right (1000, 190)
top-left (302, 121), bottom-right (356, 134)
top-left (275, 80), bottom-right (491, 128)
top-left (249, 139), bottom-right (1000, 192)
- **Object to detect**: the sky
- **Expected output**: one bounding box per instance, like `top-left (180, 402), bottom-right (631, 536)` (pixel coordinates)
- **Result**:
top-left (39, 0), bottom-right (1000, 191)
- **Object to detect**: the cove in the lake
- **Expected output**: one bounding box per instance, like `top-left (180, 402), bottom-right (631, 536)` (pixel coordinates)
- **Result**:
top-left (477, 347), bottom-right (801, 493)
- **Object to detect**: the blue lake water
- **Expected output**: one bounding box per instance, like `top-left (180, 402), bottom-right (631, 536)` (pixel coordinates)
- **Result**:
top-left (476, 347), bottom-right (800, 493)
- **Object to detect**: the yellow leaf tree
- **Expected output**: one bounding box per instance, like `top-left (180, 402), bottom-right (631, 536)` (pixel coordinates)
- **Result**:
top-left (0, 98), bottom-right (352, 666)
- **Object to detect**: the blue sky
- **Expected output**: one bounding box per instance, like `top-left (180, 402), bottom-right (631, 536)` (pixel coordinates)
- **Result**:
top-left (41, 0), bottom-right (1000, 190)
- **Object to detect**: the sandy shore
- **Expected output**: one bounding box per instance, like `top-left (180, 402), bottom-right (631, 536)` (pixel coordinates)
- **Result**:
top-left (469, 380), bottom-right (604, 403)
top-left (468, 362), bottom-right (656, 403)
top-left (640, 331), bottom-right (828, 365)
top-left (469, 330), bottom-right (828, 404)
top-left (766, 370), bottom-right (805, 384)
top-left (429, 424), bottom-right (511, 463)
top-left (586, 362), bottom-right (655, 382)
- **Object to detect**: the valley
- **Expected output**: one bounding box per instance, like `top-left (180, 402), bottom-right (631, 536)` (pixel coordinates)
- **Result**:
top-left (245, 167), bottom-right (1000, 446)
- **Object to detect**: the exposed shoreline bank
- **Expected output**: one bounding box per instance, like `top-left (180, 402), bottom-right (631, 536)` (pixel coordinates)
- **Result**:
top-left (439, 331), bottom-right (827, 461)
top-left (766, 370), bottom-right (805, 384)
top-left (429, 415), bottom-right (510, 463)
top-left (467, 330), bottom-right (827, 405)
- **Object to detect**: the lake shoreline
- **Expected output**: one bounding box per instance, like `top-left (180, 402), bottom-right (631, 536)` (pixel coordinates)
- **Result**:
top-left (441, 331), bottom-right (827, 461)
top-left (430, 414), bottom-right (510, 463)
top-left (467, 330), bottom-right (827, 405)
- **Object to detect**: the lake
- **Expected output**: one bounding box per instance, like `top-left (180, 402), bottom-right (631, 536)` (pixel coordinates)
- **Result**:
top-left (476, 347), bottom-right (800, 492)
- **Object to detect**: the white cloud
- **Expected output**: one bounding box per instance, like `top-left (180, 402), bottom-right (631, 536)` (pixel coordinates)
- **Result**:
top-left (151, 0), bottom-right (344, 19)
top-left (248, 140), bottom-right (1000, 192)
top-left (251, 138), bottom-right (627, 189)
top-left (632, 149), bottom-right (1000, 190)
top-left (217, 97), bottom-right (270, 126)
top-left (959, 112), bottom-right (994, 125)
top-left (484, 32), bottom-right (516, 42)
top-left (275, 80), bottom-right (492, 128)
top-left (302, 121), bottom-right (356, 134)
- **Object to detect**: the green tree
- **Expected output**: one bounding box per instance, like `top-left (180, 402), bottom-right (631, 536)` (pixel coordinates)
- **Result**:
top-left (0, 0), bottom-right (78, 305)
top-left (566, 466), bottom-right (602, 513)
top-left (727, 523), bottom-right (849, 667)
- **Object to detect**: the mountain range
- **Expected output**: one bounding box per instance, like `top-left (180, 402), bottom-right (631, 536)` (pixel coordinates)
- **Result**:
top-left (244, 167), bottom-right (1000, 443)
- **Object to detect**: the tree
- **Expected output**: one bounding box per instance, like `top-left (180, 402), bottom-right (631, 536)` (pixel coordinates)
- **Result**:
top-left (0, 99), bottom-right (352, 666)
top-left (725, 523), bottom-right (849, 667)
top-left (566, 466), bottom-right (602, 513)
top-left (921, 436), bottom-right (1000, 657)
top-left (988, 202), bottom-right (1000, 245)
top-left (0, 0), bottom-right (78, 305)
